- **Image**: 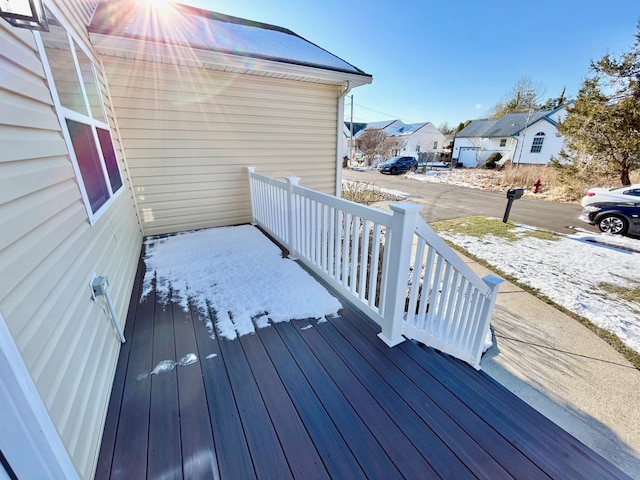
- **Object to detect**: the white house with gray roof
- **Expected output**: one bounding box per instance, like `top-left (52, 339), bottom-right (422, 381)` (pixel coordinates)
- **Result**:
top-left (344, 120), bottom-right (445, 162)
top-left (452, 105), bottom-right (568, 167)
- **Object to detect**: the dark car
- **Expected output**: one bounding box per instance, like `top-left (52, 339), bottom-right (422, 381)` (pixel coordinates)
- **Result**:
top-left (378, 156), bottom-right (417, 174)
top-left (579, 202), bottom-right (640, 235)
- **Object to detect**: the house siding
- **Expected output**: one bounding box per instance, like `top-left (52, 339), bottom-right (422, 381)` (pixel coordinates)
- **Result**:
top-left (0, 6), bottom-right (141, 479)
top-left (513, 119), bottom-right (565, 165)
top-left (102, 56), bottom-right (341, 235)
top-left (398, 123), bottom-right (446, 157)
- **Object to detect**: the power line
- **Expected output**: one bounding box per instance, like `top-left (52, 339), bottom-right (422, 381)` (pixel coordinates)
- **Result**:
top-left (342, 99), bottom-right (408, 122)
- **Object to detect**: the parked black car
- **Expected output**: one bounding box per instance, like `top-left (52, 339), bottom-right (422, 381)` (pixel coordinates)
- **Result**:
top-left (378, 156), bottom-right (417, 175)
top-left (579, 202), bottom-right (640, 235)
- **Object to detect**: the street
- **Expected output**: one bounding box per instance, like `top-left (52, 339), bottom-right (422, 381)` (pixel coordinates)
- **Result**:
top-left (342, 169), bottom-right (596, 235)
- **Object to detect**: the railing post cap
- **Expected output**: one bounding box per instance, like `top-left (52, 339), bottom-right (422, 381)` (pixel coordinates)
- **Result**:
top-left (247, 166), bottom-right (256, 172)
top-left (389, 202), bottom-right (422, 214)
top-left (482, 274), bottom-right (504, 288)
top-left (287, 176), bottom-right (300, 185)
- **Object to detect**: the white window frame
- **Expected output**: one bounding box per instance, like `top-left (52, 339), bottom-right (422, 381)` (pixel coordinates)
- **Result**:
top-left (499, 138), bottom-right (507, 147)
top-left (530, 132), bottom-right (545, 153)
top-left (34, 2), bottom-right (123, 225)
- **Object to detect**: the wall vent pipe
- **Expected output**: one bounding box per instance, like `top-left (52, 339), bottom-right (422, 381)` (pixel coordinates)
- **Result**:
top-left (90, 275), bottom-right (125, 343)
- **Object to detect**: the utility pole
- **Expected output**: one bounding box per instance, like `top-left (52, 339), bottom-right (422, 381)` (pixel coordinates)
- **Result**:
top-left (349, 95), bottom-right (354, 165)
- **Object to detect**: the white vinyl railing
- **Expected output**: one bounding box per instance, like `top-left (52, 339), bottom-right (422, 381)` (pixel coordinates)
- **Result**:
top-left (247, 167), bottom-right (502, 369)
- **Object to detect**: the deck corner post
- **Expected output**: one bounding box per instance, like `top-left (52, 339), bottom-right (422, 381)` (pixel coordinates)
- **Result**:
top-left (247, 167), bottom-right (257, 225)
top-left (469, 274), bottom-right (504, 369)
top-left (378, 202), bottom-right (422, 348)
top-left (286, 176), bottom-right (300, 259)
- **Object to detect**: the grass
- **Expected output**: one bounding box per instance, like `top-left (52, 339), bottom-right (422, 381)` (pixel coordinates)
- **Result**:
top-left (432, 216), bottom-right (560, 242)
top-left (434, 165), bottom-right (640, 203)
top-left (431, 216), bottom-right (640, 371)
top-left (597, 281), bottom-right (640, 308)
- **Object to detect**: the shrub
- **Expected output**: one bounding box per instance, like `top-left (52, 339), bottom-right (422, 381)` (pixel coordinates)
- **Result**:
top-left (341, 181), bottom-right (403, 205)
top-left (484, 152), bottom-right (502, 169)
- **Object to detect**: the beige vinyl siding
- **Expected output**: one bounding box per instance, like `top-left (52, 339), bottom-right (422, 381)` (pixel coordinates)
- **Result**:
top-left (0, 8), bottom-right (141, 479)
top-left (103, 57), bottom-right (341, 235)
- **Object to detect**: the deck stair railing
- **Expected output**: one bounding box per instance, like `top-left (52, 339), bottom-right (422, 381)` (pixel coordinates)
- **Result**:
top-left (247, 167), bottom-right (502, 369)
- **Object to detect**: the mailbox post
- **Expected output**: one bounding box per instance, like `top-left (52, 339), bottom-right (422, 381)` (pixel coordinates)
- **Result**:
top-left (503, 188), bottom-right (524, 223)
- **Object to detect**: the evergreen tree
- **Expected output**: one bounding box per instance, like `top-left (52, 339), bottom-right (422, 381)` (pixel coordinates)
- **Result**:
top-left (555, 22), bottom-right (640, 186)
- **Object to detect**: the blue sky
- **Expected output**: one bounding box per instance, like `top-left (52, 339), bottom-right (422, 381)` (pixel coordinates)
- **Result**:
top-left (185, 0), bottom-right (638, 127)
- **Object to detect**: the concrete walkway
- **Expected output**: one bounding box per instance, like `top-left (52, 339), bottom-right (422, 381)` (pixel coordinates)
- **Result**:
top-left (465, 257), bottom-right (640, 479)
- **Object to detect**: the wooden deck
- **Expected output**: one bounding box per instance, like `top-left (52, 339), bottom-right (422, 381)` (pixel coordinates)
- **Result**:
top-left (96, 253), bottom-right (632, 480)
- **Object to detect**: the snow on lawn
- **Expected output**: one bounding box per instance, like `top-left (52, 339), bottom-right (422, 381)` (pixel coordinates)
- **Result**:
top-left (407, 170), bottom-right (494, 189)
top-left (141, 225), bottom-right (342, 340)
top-left (438, 222), bottom-right (640, 353)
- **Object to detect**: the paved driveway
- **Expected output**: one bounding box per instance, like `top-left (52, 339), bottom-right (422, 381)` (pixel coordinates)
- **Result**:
top-left (342, 169), bottom-right (596, 235)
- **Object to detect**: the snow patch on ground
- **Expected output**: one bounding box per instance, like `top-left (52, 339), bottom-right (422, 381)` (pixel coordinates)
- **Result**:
top-left (141, 225), bottom-right (342, 340)
top-left (439, 225), bottom-right (640, 353)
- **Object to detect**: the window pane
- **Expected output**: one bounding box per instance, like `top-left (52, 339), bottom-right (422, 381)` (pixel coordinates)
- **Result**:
top-left (530, 134), bottom-right (544, 153)
top-left (97, 128), bottom-right (123, 193)
top-left (75, 43), bottom-right (106, 122)
top-left (66, 119), bottom-right (109, 212)
top-left (41, 15), bottom-right (88, 116)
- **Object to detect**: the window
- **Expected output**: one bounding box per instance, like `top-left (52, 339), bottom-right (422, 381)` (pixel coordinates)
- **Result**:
top-left (530, 132), bottom-right (545, 153)
top-left (433, 141), bottom-right (438, 150)
top-left (37, 8), bottom-right (122, 221)
top-left (499, 138), bottom-right (507, 147)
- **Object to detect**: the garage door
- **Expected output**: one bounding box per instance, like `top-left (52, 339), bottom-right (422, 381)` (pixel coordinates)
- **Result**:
top-left (458, 147), bottom-right (479, 168)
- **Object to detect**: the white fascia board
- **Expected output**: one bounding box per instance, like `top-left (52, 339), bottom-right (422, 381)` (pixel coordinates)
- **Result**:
top-left (89, 34), bottom-right (373, 88)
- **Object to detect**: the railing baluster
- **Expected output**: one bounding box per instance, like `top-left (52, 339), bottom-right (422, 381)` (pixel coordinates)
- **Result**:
top-left (328, 207), bottom-right (335, 278)
top-left (443, 271), bottom-right (462, 342)
top-left (334, 209), bottom-right (342, 281)
top-left (435, 263), bottom-right (453, 337)
top-left (368, 224), bottom-right (382, 309)
top-left (342, 213), bottom-right (352, 287)
top-left (349, 216), bottom-right (360, 292)
top-left (406, 237), bottom-right (426, 326)
top-left (358, 220), bottom-right (371, 300)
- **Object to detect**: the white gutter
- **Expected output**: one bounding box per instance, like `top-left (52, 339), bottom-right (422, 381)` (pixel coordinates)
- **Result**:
top-left (335, 81), bottom-right (353, 197)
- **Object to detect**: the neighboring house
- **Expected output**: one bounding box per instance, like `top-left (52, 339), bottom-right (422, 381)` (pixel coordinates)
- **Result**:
top-left (452, 105), bottom-right (568, 168)
top-left (344, 119), bottom-right (445, 162)
top-left (390, 122), bottom-right (445, 158)
top-left (0, 1), bottom-right (371, 478)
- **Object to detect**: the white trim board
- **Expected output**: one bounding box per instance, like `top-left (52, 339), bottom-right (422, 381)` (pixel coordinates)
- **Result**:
top-left (0, 313), bottom-right (79, 479)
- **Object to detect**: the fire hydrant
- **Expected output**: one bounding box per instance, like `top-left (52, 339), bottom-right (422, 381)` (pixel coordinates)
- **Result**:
top-left (533, 179), bottom-right (542, 194)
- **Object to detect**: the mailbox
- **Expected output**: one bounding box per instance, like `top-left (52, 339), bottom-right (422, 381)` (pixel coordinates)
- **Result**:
top-left (506, 188), bottom-right (524, 200)
top-left (503, 188), bottom-right (524, 222)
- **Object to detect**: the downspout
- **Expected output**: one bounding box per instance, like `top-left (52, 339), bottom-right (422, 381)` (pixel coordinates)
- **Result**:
top-left (335, 81), bottom-right (353, 197)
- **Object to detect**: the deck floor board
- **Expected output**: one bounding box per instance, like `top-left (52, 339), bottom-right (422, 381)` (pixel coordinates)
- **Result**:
top-left (238, 332), bottom-right (330, 480)
top-left (148, 294), bottom-right (181, 480)
top-left (172, 301), bottom-right (218, 479)
top-left (97, 245), bottom-right (632, 480)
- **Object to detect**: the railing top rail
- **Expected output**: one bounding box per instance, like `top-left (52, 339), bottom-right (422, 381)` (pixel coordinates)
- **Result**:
top-left (248, 171), bottom-right (288, 188)
top-left (414, 216), bottom-right (491, 295)
top-left (291, 183), bottom-right (393, 227)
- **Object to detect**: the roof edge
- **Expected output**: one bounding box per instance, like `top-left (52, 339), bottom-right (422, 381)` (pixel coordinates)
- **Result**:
top-left (90, 33), bottom-right (373, 86)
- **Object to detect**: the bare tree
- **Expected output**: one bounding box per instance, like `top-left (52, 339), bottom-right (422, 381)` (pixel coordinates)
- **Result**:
top-left (383, 136), bottom-right (407, 157)
top-left (468, 137), bottom-right (487, 167)
top-left (356, 129), bottom-right (387, 166)
top-left (488, 76), bottom-right (546, 119)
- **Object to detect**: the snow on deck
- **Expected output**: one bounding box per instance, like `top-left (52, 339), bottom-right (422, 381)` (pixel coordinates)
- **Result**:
top-left (141, 225), bottom-right (341, 340)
